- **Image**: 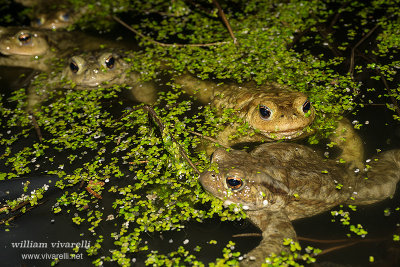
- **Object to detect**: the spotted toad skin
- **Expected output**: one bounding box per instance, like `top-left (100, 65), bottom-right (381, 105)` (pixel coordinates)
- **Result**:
top-left (200, 143), bottom-right (400, 265)
top-left (176, 74), bottom-right (365, 169)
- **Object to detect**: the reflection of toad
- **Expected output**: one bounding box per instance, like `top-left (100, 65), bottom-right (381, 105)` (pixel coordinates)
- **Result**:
top-left (200, 143), bottom-right (400, 266)
top-left (175, 74), bottom-right (315, 142)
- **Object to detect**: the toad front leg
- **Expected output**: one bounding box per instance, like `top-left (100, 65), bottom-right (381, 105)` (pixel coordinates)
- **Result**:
top-left (330, 118), bottom-right (364, 170)
top-left (127, 73), bottom-right (157, 104)
top-left (240, 210), bottom-right (296, 266)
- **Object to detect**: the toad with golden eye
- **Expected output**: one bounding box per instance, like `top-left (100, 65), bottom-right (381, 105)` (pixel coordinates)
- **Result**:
top-left (62, 50), bottom-right (156, 104)
top-left (175, 74), bottom-right (314, 146)
top-left (0, 27), bottom-right (49, 58)
top-left (200, 143), bottom-right (400, 266)
top-left (176, 74), bottom-right (315, 143)
top-left (63, 51), bottom-right (125, 88)
top-left (175, 74), bottom-right (364, 169)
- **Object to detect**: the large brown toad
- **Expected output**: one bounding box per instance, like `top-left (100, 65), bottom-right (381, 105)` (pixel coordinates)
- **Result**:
top-left (199, 143), bottom-right (400, 266)
top-left (175, 74), bottom-right (364, 169)
top-left (175, 74), bottom-right (314, 142)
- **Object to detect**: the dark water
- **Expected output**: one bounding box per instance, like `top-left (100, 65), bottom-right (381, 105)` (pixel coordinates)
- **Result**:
top-left (1, 63), bottom-right (400, 267)
top-left (1, 3), bottom-right (400, 266)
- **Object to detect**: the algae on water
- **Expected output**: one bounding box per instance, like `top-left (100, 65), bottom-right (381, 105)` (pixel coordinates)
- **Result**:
top-left (0, 0), bottom-right (399, 265)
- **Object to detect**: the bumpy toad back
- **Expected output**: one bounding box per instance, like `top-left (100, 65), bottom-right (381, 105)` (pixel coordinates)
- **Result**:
top-left (200, 143), bottom-right (354, 220)
top-left (200, 143), bottom-right (400, 265)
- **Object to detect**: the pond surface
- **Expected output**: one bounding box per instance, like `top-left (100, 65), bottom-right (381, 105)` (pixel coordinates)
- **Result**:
top-left (1, 63), bottom-right (400, 267)
top-left (1, 1), bottom-right (400, 266)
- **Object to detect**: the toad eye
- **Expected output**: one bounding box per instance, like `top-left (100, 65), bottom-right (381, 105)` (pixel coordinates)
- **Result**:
top-left (105, 55), bottom-right (115, 69)
top-left (226, 176), bottom-right (243, 190)
top-left (69, 60), bottom-right (79, 73)
top-left (34, 16), bottom-right (45, 26)
top-left (59, 12), bottom-right (70, 21)
top-left (209, 152), bottom-right (214, 162)
top-left (68, 56), bottom-right (84, 74)
top-left (302, 99), bottom-right (311, 113)
top-left (259, 105), bottom-right (272, 120)
top-left (18, 33), bottom-right (32, 45)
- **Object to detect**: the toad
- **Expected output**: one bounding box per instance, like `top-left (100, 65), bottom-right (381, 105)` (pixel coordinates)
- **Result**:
top-left (0, 27), bottom-right (51, 71)
top-left (27, 50), bottom-right (157, 110)
top-left (31, 9), bottom-right (77, 30)
top-left (200, 143), bottom-right (400, 266)
top-left (15, 0), bottom-right (85, 30)
top-left (175, 74), bottom-right (363, 169)
top-left (0, 26), bottom-right (126, 72)
top-left (30, 1), bottom-right (86, 30)
top-left (176, 74), bottom-right (315, 144)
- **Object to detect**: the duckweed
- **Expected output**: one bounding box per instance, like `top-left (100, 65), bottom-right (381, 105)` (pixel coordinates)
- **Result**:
top-left (1, 0), bottom-right (400, 265)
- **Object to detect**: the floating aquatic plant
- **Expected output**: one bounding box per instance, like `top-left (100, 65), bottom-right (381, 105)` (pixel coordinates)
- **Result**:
top-left (0, 0), bottom-right (399, 265)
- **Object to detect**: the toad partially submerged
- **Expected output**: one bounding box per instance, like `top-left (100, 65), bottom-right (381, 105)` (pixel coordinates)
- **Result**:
top-left (0, 26), bottom-right (126, 72)
top-left (0, 27), bottom-right (52, 71)
top-left (27, 50), bottom-right (157, 110)
top-left (15, 0), bottom-right (80, 30)
top-left (31, 9), bottom-right (79, 30)
top-left (200, 143), bottom-right (400, 265)
top-left (30, 1), bottom-right (86, 30)
top-left (176, 74), bottom-right (315, 144)
top-left (176, 74), bottom-right (364, 169)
